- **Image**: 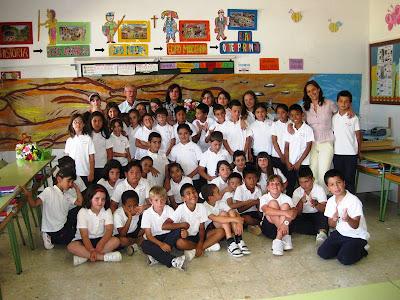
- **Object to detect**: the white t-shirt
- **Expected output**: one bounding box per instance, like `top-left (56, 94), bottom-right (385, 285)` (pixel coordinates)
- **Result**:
top-left (38, 185), bottom-right (76, 233)
top-left (233, 184), bottom-right (262, 213)
top-left (154, 123), bottom-right (175, 154)
top-left (199, 148), bottom-right (232, 177)
top-left (171, 203), bottom-right (208, 236)
top-left (324, 192), bottom-right (369, 240)
top-left (292, 183), bottom-right (327, 214)
top-left (332, 113), bottom-right (360, 155)
top-left (65, 134), bottom-right (95, 176)
top-left (92, 132), bottom-right (112, 168)
top-left (284, 122), bottom-right (314, 165)
top-left (74, 208), bottom-right (113, 240)
top-left (141, 205), bottom-right (175, 237)
top-left (210, 176), bottom-right (228, 192)
top-left (147, 150), bottom-right (168, 187)
top-left (127, 125), bottom-right (140, 159)
top-left (167, 176), bottom-right (193, 204)
top-left (170, 141), bottom-right (203, 180)
top-left (134, 126), bottom-right (156, 160)
top-left (173, 121), bottom-right (196, 143)
top-left (192, 117), bottom-right (216, 152)
top-left (109, 133), bottom-right (130, 166)
top-left (259, 192), bottom-right (294, 213)
top-left (258, 169), bottom-right (287, 194)
top-left (113, 206), bottom-right (140, 235)
top-left (112, 178), bottom-right (150, 206)
top-left (203, 200), bottom-right (232, 227)
top-left (227, 120), bottom-right (252, 152)
top-left (250, 119), bottom-right (274, 155)
top-left (97, 178), bottom-right (123, 200)
top-left (271, 120), bottom-right (290, 158)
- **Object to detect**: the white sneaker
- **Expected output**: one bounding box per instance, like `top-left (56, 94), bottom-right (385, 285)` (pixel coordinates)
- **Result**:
top-left (282, 235), bottom-right (293, 251)
top-left (364, 243), bottom-right (370, 251)
top-left (73, 256), bottom-right (88, 266)
top-left (184, 249), bottom-right (196, 261)
top-left (104, 251), bottom-right (122, 262)
top-left (272, 239), bottom-right (284, 256)
top-left (126, 245), bottom-right (135, 256)
top-left (147, 255), bottom-right (159, 266)
top-left (171, 255), bottom-right (186, 271)
top-left (42, 232), bottom-right (54, 250)
top-left (238, 240), bottom-right (251, 255)
top-left (205, 242), bottom-right (221, 252)
top-left (227, 241), bottom-right (243, 257)
top-left (316, 231), bottom-right (328, 246)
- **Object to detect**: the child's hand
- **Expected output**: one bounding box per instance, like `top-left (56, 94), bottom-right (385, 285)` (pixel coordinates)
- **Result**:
top-left (150, 167), bottom-right (160, 177)
top-left (332, 209), bottom-right (339, 222)
top-left (160, 242), bottom-right (171, 252)
top-left (278, 223), bottom-right (289, 236)
top-left (235, 216), bottom-right (244, 224)
top-left (203, 122), bottom-right (209, 131)
top-left (342, 208), bottom-right (349, 222)
top-left (136, 205), bottom-right (146, 215)
top-left (21, 186), bottom-right (31, 196)
top-left (310, 198), bottom-right (318, 208)
top-left (195, 245), bottom-right (204, 257)
top-left (285, 209), bottom-right (297, 221)
top-left (180, 229), bottom-right (188, 239)
top-left (181, 222), bottom-right (190, 230)
top-left (287, 123), bottom-right (295, 135)
top-left (89, 249), bottom-right (97, 262)
top-left (302, 192), bottom-right (308, 203)
top-left (124, 208), bottom-right (132, 218)
top-left (234, 223), bottom-right (244, 236)
top-left (293, 161), bottom-right (302, 171)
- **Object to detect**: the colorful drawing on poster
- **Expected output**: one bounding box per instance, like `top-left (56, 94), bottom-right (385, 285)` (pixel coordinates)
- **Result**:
top-left (118, 20), bottom-right (150, 43)
top-left (227, 9), bottom-right (257, 31)
top-left (47, 45), bottom-right (90, 57)
top-left (1, 71), bottom-right (21, 80)
top-left (179, 20), bottom-right (210, 42)
top-left (214, 9), bottom-right (228, 41)
top-left (56, 22), bottom-right (90, 45)
top-left (102, 12), bottom-right (125, 43)
top-left (328, 19), bottom-right (342, 33)
top-left (0, 22), bottom-right (33, 45)
top-left (238, 31), bottom-right (252, 42)
top-left (289, 58), bottom-right (304, 70)
top-left (260, 58), bottom-right (279, 70)
top-left (220, 41), bottom-right (260, 54)
top-left (167, 43), bottom-right (207, 55)
top-left (162, 10), bottom-right (178, 43)
top-left (109, 44), bottom-right (148, 56)
top-left (38, 9), bottom-right (57, 45)
top-left (288, 9), bottom-right (303, 23)
top-left (0, 47), bottom-right (29, 59)
top-left (385, 4), bottom-right (400, 31)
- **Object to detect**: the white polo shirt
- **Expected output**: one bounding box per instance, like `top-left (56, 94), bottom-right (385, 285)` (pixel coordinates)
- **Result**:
top-left (250, 119), bottom-right (274, 155)
top-left (74, 207), bottom-right (113, 240)
top-left (232, 166), bottom-right (243, 178)
top-left (192, 117), bottom-right (216, 152)
top-left (173, 121), bottom-right (196, 143)
top-left (233, 184), bottom-right (262, 213)
top-left (200, 148), bottom-right (232, 177)
top-left (92, 132), bottom-right (113, 168)
top-left (38, 185), bottom-right (76, 233)
top-left (258, 169), bottom-right (287, 194)
top-left (325, 192), bottom-right (369, 240)
top-left (64, 175), bottom-right (86, 200)
top-left (171, 203), bottom-right (208, 236)
top-left (271, 120), bottom-right (290, 158)
top-left (113, 206), bottom-right (140, 235)
top-left (127, 125), bottom-right (140, 159)
top-left (147, 150), bottom-right (168, 187)
top-left (284, 122), bottom-right (314, 165)
top-left (167, 176), bottom-right (193, 204)
top-left (65, 134), bottom-right (95, 176)
top-left (210, 176), bottom-right (228, 191)
top-left (292, 183), bottom-right (327, 214)
top-left (170, 141), bottom-right (203, 180)
top-left (110, 133), bottom-right (130, 166)
top-left (118, 100), bottom-right (136, 113)
top-left (203, 200), bottom-right (231, 227)
top-left (112, 178), bottom-right (150, 206)
top-left (141, 205), bottom-right (175, 237)
top-left (154, 123), bottom-right (175, 154)
top-left (134, 126), bottom-right (156, 160)
top-left (226, 120), bottom-right (251, 152)
top-left (332, 112), bottom-right (360, 155)
top-left (97, 178), bottom-right (123, 200)
top-left (259, 192), bottom-right (294, 213)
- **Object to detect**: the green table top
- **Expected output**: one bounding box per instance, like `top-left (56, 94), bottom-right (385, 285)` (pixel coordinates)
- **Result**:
top-left (361, 151), bottom-right (400, 168)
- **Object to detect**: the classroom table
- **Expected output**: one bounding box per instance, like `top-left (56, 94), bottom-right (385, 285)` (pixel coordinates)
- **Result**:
top-left (0, 157), bottom-right (55, 274)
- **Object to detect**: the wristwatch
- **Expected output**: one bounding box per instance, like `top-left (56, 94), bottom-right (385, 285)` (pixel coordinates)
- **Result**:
top-left (283, 220), bottom-right (289, 226)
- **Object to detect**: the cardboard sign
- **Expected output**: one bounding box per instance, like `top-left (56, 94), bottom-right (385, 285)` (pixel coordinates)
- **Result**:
top-left (0, 47), bottom-right (29, 59)
top-left (47, 45), bottom-right (90, 58)
top-left (220, 42), bottom-right (260, 54)
top-left (167, 43), bottom-right (207, 55)
top-left (109, 44), bottom-right (148, 57)
top-left (260, 58), bottom-right (279, 70)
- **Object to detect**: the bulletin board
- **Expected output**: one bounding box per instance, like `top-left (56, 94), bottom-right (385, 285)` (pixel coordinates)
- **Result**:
top-left (370, 38), bottom-right (400, 105)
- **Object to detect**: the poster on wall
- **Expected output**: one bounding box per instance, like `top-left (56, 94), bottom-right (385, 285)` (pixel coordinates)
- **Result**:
top-left (47, 45), bottom-right (90, 57)
top-left (109, 44), bottom-right (148, 57)
top-left (0, 46), bottom-right (29, 59)
top-left (227, 9), bottom-right (257, 30)
top-left (1, 71), bottom-right (21, 79)
top-left (179, 20), bottom-right (210, 42)
top-left (118, 21), bottom-right (150, 42)
top-left (56, 22), bottom-right (90, 45)
top-left (0, 22), bottom-right (33, 45)
top-left (167, 43), bottom-right (207, 55)
top-left (260, 58), bottom-right (279, 70)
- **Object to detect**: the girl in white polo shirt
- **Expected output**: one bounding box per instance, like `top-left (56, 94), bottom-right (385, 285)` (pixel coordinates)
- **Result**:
top-left (97, 159), bottom-right (123, 200)
top-left (135, 113), bottom-right (156, 160)
top-left (256, 152), bottom-right (287, 194)
top-left (166, 163), bottom-right (193, 209)
top-left (210, 160), bottom-right (232, 193)
top-left (250, 103), bottom-right (274, 158)
top-left (65, 113), bottom-right (96, 186)
top-left (67, 184), bottom-right (121, 266)
top-left (110, 118), bottom-right (131, 167)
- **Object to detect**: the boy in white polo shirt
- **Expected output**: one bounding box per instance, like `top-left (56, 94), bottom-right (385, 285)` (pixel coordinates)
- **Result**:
top-left (192, 103), bottom-right (216, 152)
top-left (332, 90), bottom-right (362, 194)
top-left (318, 169), bottom-right (369, 265)
top-left (23, 167), bottom-right (83, 250)
top-left (154, 107), bottom-right (175, 156)
top-left (173, 106), bottom-right (196, 143)
top-left (284, 104), bottom-right (314, 196)
top-left (271, 104), bottom-right (290, 177)
top-left (146, 132), bottom-right (169, 187)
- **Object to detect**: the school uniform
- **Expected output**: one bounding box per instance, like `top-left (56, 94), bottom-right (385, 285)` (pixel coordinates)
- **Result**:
top-left (210, 176), bottom-right (228, 192)
top-left (199, 148), bottom-right (232, 179)
top-left (141, 205), bottom-right (181, 267)
top-left (258, 169), bottom-right (287, 194)
top-left (112, 178), bottom-right (150, 206)
top-left (167, 176), bottom-right (193, 205)
top-left (147, 150), bottom-right (168, 187)
top-left (246, 111), bottom-right (256, 125)
top-left (291, 184), bottom-right (328, 235)
top-left (250, 119), bottom-right (274, 156)
top-left (134, 126), bottom-right (156, 160)
top-left (109, 133), bottom-right (130, 167)
top-left (127, 125), bottom-right (140, 160)
top-left (192, 117), bottom-right (216, 152)
top-left (227, 120), bottom-right (251, 152)
top-left (173, 121), bottom-right (196, 143)
top-left (154, 123), bottom-right (175, 154)
top-left (232, 167), bottom-right (243, 178)
top-left (259, 192), bottom-right (294, 239)
top-left (332, 112), bottom-right (360, 194)
top-left (92, 132), bottom-right (113, 182)
top-left (65, 134), bottom-right (96, 178)
top-left (38, 185), bottom-right (78, 245)
top-left (203, 200), bottom-right (232, 228)
top-left (97, 178), bottom-right (124, 200)
top-left (113, 206), bottom-right (140, 237)
top-left (271, 120), bottom-right (290, 176)
top-left (170, 141), bottom-right (203, 180)
top-left (318, 192), bottom-right (369, 265)
top-left (233, 183), bottom-right (262, 220)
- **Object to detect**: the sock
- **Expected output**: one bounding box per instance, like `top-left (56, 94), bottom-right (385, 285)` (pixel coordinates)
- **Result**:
top-left (235, 235), bottom-right (242, 243)
top-left (227, 237), bottom-right (235, 245)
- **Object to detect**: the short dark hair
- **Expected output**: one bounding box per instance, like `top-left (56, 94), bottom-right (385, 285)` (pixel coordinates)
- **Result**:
top-left (210, 131), bottom-right (223, 142)
top-left (324, 169), bottom-right (345, 185)
top-left (196, 102), bottom-right (209, 114)
top-left (125, 160), bottom-right (142, 173)
top-left (110, 118), bottom-right (124, 129)
top-left (254, 102), bottom-right (267, 112)
top-left (155, 107), bottom-right (169, 117)
top-left (174, 106), bottom-right (186, 114)
top-left (148, 131), bottom-right (162, 142)
top-left (180, 182), bottom-right (195, 197)
top-left (201, 184), bottom-right (218, 202)
top-left (216, 160), bottom-right (232, 176)
top-left (121, 190), bottom-right (139, 205)
top-left (228, 172), bottom-right (243, 182)
top-left (177, 123), bottom-right (192, 135)
top-left (83, 184), bottom-right (110, 210)
top-left (242, 165), bottom-right (259, 179)
top-left (289, 104), bottom-right (303, 114)
top-left (275, 103), bottom-right (289, 113)
top-left (102, 159), bottom-right (122, 180)
top-left (229, 99), bottom-right (242, 109)
top-left (213, 103), bottom-right (225, 114)
top-left (337, 90), bottom-right (353, 102)
top-left (298, 166), bottom-right (314, 179)
top-left (58, 156), bottom-right (76, 169)
top-left (217, 90), bottom-right (231, 102)
top-left (267, 174), bottom-right (283, 184)
top-left (233, 150), bottom-right (246, 161)
top-left (140, 156), bottom-right (153, 164)
top-left (168, 162), bottom-right (184, 176)
top-left (56, 167), bottom-right (77, 181)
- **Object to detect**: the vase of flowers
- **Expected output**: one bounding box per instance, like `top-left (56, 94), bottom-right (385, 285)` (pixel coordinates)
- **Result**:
top-left (183, 98), bottom-right (199, 122)
top-left (15, 133), bottom-right (43, 161)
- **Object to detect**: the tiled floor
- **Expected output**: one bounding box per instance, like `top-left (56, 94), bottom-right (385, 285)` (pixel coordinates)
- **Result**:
top-left (1, 192), bottom-right (399, 299)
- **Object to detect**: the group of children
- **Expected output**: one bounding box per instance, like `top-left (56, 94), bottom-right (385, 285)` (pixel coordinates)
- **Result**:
top-left (22, 86), bottom-right (369, 270)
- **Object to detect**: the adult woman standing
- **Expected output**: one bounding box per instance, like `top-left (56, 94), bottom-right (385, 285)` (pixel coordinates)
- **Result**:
top-left (163, 83), bottom-right (182, 125)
